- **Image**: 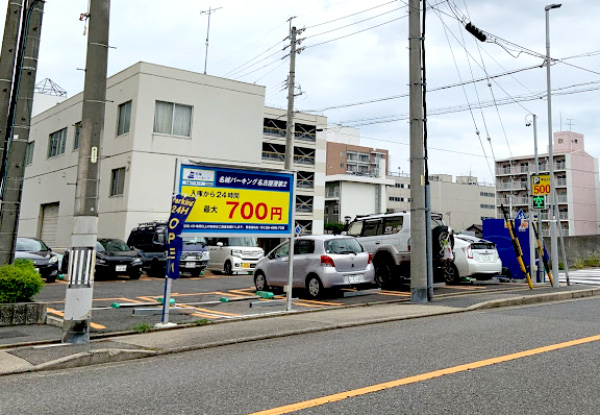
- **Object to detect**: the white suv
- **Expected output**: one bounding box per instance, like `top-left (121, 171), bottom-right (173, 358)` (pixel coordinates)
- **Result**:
top-left (205, 237), bottom-right (264, 275)
top-left (346, 212), bottom-right (454, 288)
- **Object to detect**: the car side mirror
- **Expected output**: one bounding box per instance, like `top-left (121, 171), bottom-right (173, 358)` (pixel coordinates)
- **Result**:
top-left (217, 242), bottom-right (224, 247)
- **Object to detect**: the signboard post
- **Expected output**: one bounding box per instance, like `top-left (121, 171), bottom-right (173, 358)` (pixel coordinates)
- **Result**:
top-left (530, 173), bottom-right (550, 283)
top-left (174, 160), bottom-right (296, 309)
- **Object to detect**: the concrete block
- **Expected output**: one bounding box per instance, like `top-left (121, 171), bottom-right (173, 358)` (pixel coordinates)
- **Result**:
top-left (0, 304), bottom-right (14, 326)
top-left (0, 302), bottom-right (47, 326)
top-left (12, 304), bottom-right (26, 325)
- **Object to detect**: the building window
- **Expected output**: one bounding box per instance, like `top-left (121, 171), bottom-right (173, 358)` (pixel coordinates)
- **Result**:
top-left (117, 101), bottom-right (132, 135)
top-left (480, 191), bottom-right (495, 197)
top-left (153, 101), bottom-right (192, 137)
top-left (340, 162), bottom-right (344, 168)
top-left (480, 204), bottom-right (495, 209)
top-left (47, 128), bottom-right (67, 158)
top-left (110, 167), bottom-right (126, 196)
top-left (25, 141), bottom-right (34, 165)
top-left (73, 122), bottom-right (81, 150)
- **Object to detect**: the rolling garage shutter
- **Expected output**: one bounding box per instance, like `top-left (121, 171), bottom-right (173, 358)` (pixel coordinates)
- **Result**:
top-left (40, 203), bottom-right (59, 247)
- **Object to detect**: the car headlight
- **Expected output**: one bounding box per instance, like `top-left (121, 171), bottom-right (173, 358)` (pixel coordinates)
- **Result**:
top-left (49, 255), bottom-right (58, 264)
top-left (202, 251), bottom-right (210, 260)
top-left (96, 258), bottom-right (106, 264)
top-left (131, 258), bottom-right (142, 266)
top-left (231, 249), bottom-right (243, 257)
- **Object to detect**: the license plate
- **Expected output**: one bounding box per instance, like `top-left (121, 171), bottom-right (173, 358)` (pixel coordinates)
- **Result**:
top-left (242, 263), bottom-right (250, 268)
top-left (115, 265), bottom-right (127, 272)
top-left (185, 262), bottom-right (195, 268)
top-left (347, 275), bottom-right (361, 283)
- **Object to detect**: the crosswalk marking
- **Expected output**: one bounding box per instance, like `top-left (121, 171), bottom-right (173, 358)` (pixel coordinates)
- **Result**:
top-left (558, 269), bottom-right (600, 286)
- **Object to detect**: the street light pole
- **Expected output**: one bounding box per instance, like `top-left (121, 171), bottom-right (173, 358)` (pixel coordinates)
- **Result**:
top-left (545, 3), bottom-right (561, 288)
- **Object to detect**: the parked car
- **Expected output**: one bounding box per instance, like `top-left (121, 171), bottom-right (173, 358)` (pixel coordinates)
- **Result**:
top-left (346, 212), bottom-right (454, 288)
top-left (15, 237), bottom-right (59, 282)
top-left (253, 235), bottom-right (375, 298)
top-left (205, 237), bottom-right (264, 275)
top-left (61, 239), bottom-right (143, 280)
top-left (445, 235), bottom-right (502, 284)
top-left (127, 222), bottom-right (209, 277)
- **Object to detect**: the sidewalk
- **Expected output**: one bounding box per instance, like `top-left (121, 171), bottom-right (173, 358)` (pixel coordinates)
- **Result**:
top-left (1, 284), bottom-right (598, 376)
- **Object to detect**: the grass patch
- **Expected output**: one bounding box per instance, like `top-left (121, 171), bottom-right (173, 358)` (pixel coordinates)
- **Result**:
top-left (194, 319), bottom-right (210, 326)
top-left (131, 323), bottom-right (154, 333)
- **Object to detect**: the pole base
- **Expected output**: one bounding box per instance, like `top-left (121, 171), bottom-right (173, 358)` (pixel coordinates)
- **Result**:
top-left (62, 319), bottom-right (90, 344)
top-left (411, 287), bottom-right (428, 303)
top-left (154, 322), bottom-right (177, 329)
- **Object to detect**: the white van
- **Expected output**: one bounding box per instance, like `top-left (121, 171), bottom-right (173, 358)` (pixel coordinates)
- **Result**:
top-left (205, 237), bottom-right (264, 275)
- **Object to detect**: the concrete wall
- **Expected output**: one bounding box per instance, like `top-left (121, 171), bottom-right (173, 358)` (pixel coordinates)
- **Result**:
top-left (545, 235), bottom-right (600, 267)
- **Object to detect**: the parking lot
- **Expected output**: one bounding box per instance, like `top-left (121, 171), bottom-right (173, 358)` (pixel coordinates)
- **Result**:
top-left (34, 270), bottom-right (530, 334)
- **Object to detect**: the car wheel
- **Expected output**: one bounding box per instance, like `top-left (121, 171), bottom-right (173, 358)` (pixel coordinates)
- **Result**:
top-left (46, 274), bottom-right (56, 283)
top-left (306, 275), bottom-right (323, 299)
top-left (129, 271), bottom-right (141, 280)
top-left (254, 271), bottom-right (268, 291)
top-left (149, 260), bottom-right (162, 278)
top-left (445, 264), bottom-right (460, 285)
top-left (224, 260), bottom-right (233, 275)
top-left (374, 262), bottom-right (395, 289)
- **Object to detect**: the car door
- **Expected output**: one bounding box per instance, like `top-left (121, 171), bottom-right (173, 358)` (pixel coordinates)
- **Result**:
top-left (357, 219), bottom-right (382, 253)
top-left (293, 239), bottom-right (315, 287)
top-left (266, 242), bottom-right (289, 286)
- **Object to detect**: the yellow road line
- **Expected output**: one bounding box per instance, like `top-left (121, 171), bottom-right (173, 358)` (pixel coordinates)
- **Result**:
top-left (296, 299), bottom-right (342, 306)
top-left (46, 308), bottom-right (106, 330)
top-left (137, 296), bottom-right (158, 303)
top-left (118, 297), bottom-right (147, 303)
top-left (246, 333), bottom-right (600, 415)
top-left (294, 302), bottom-right (327, 308)
top-left (176, 304), bottom-right (220, 319)
top-left (213, 291), bottom-right (249, 298)
top-left (448, 285), bottom-right (486, 290)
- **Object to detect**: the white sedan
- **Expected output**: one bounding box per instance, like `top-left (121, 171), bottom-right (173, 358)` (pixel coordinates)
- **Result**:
top-left (445, 235), bottom-right (502, 284)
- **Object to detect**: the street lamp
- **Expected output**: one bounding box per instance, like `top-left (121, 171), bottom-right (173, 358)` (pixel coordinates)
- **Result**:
top-left (545, 3), bottom-right (561, 288)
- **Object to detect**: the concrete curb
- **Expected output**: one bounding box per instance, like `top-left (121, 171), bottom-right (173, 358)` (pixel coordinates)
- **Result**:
top-left (34, 348), bottom-right (157, 372)
top-left (466, 287), bottom-right (600, 311)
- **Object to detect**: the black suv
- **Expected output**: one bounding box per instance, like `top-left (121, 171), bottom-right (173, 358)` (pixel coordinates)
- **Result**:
top-left (127, 222), bottom-right (209, 277)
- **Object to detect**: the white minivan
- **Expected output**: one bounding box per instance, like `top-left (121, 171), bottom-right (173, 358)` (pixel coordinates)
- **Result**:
top-left (205, 237), bottom-right (264, 275)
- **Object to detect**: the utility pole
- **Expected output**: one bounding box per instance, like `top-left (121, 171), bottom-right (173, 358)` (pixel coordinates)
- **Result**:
top-left (0, 0), bottom-right (44, 265)
top-left (545, 3), bottom-right (561, 288)
top-left (63, 0), bottom-right (110, 344)
top-left (0, 0), bottom-right (24, 192)
top-left (200, 6), bottom-right (222, 75)
top-left (409, 0), bottom-right (427, 303)
top-left (284, 22), bottom-right (297, 311)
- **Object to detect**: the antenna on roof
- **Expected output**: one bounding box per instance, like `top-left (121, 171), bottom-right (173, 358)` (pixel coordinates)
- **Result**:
top-left (34, 78), bottom-right (67, 97)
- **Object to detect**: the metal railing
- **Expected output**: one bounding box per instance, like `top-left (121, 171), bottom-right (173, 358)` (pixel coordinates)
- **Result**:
top-left (296, 204), bottom-right (313, 213)
top-left (294, 154), bottom-right (315, 165)
top-left (297, 179), bottom-right (314, 189)
top-left (261, 151), bottom-right (285, 162)
top-left (263, 126), bottom-right (286, 138)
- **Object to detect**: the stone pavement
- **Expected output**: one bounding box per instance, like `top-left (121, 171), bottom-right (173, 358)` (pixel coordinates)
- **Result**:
top-left (1, 283), bottom-right (598, 376)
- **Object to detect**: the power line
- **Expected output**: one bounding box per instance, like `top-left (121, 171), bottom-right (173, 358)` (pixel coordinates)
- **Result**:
top-left (305, 7), bottom-right (403, 39)
top-left (222, 39), bottom-right (286, 78)
top-left (305, 0), bottom-right (400, 29)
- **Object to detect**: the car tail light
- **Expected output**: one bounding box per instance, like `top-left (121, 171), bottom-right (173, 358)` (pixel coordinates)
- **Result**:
top-left (320, 255), bottom-right (335, 267)
top-left (466, 245), bottom-right (473, 259)
top-left (368, 253), bottom-right (373, 264)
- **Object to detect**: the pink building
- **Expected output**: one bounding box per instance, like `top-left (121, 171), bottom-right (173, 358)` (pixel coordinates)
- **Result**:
top-left (495, 131), bottom-right (600, 236)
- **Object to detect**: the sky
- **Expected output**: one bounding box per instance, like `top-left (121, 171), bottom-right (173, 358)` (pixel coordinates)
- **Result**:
top-left (3, 0), bottom-right (600, 186)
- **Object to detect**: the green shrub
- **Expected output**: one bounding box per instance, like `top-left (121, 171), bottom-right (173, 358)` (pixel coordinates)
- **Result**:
top-left (324, 222), bottom-right (345, 234)
top-left (0, 259), bottom-right (44, 303)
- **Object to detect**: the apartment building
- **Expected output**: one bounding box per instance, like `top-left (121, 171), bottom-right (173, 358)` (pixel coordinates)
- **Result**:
top-left (326, 142), bottom-right (389, 176)
top-left (386, 174), bottom-right (497, 232)
top-left (18, 62), bottom-right (325, 249)
top-left (495, 131), bottom-right (600, 236)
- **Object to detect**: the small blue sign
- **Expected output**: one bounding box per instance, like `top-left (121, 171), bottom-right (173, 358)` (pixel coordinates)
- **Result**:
top-left (166, 195), bottom-right (196, 279)
top-left (515, 209), bottom-right (527, 220)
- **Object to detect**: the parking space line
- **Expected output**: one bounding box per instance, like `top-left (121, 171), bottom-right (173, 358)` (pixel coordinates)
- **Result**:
top-left (47, 307), bottom-right (106, 330)
top-left (447, 285), bottom-right (487, 290)
top-left (118, 297), bottom-right (147, 303)
top-left (296, 299), bottom-right (342, 306)
top-left (192, 307), bottom-right (240, 317)
top-left (137, 296), bottom-right (159, 303)
top-left (379, 290), bottom-right (411, 297)
top-left (213, 291), bottom-right (250, 298)
top-left (294, 302), bottom-right (327, 308)
top-left (229, 288), bottom-right (258, 296)
top-left (177, 304), bottom-right (227, 319)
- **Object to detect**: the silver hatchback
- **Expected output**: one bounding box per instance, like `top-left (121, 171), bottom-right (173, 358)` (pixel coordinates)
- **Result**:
top-left (253, 235), bottom-right (375, 298)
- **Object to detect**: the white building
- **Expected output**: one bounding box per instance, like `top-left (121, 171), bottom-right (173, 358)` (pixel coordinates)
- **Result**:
top-left (386, 174), bottom-right (497, 232)
top-left (19, 62), bottom-right (325, 249)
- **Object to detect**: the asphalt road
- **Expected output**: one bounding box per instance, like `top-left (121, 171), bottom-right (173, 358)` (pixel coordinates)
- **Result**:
top-left (3, 296), bottom-right (600, 414)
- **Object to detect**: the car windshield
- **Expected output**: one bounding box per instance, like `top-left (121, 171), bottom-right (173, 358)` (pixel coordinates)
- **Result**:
top-left (183, 236), bottom-right (207, 245)
top-left (226, 238), bottom-right (257, 247)
top-left (15, 238), bottom-right (47, 251)
top-left (325, 238), bottom-right (364, 254)
top-left (100, 239), bottom-right (130, 252)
